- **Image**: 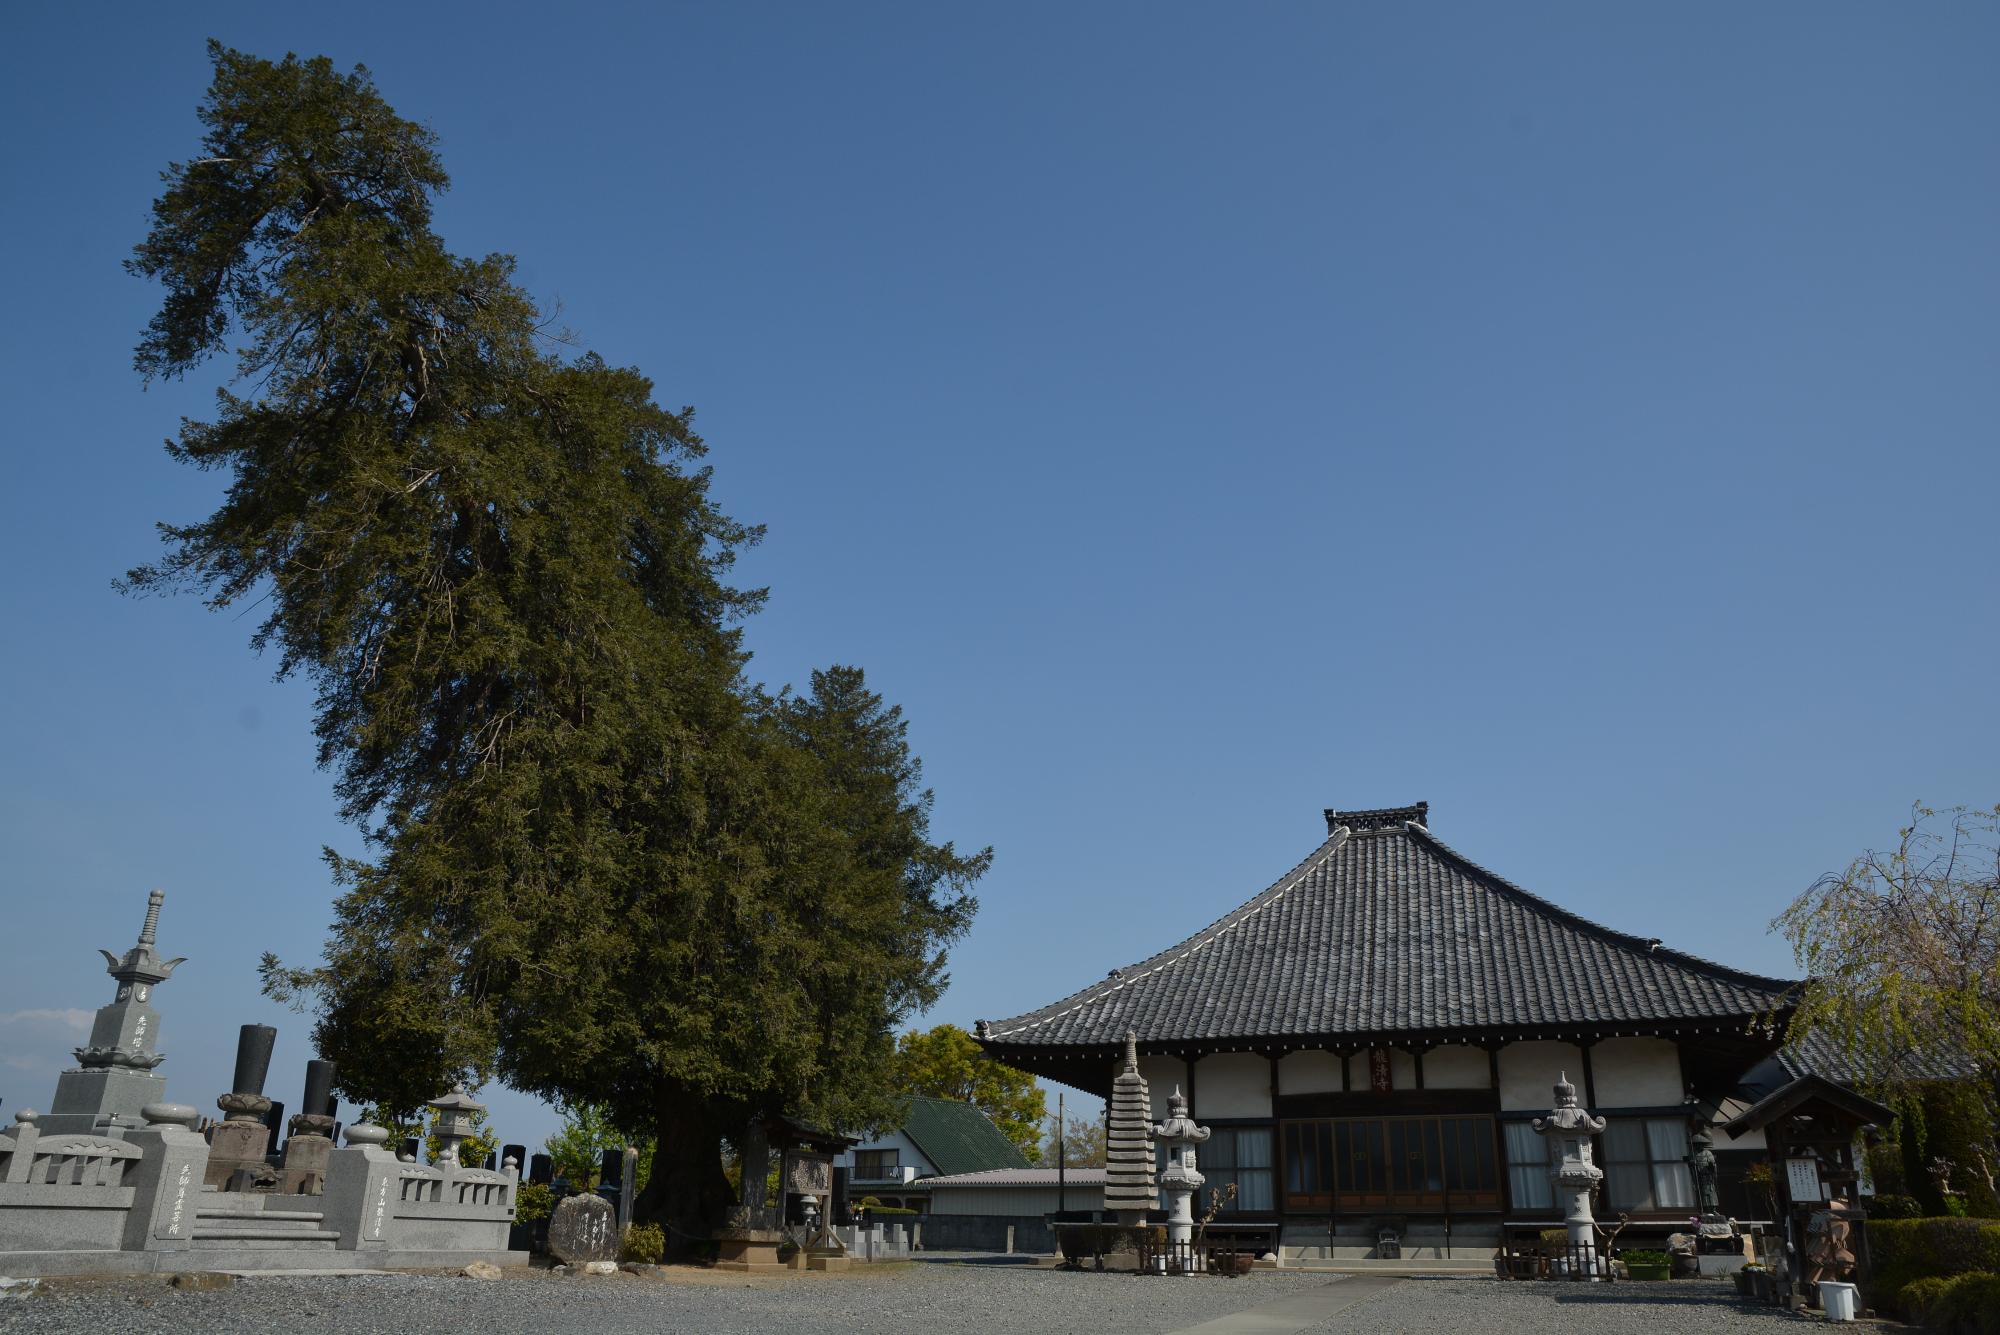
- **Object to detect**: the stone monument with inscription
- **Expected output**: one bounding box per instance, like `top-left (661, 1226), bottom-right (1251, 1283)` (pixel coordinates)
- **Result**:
top-left (547, 1192), bottom-right (619, 1267)
top-left (41, 891), bottom-right (187, 1134)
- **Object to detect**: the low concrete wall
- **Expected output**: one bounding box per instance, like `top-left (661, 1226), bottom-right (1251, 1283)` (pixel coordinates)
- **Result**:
top-left (917, 1213), bottom-right (1057, 1254)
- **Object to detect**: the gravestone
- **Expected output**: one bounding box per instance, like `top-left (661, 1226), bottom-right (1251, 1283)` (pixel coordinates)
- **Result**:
top-left (547, 1192), bottom-right (618, 1266)
top-left (281, 1059), bottom-right (340, 1194)
top-left (205, 1024), bottom-right (279, 1188)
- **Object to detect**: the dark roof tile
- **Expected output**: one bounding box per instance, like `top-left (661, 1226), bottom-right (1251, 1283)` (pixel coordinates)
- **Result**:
top-left (985, 816), bottom-right (1799, 1048)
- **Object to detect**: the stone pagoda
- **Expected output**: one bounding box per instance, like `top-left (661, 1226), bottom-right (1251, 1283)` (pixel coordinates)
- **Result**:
top-left (1153, 1086), bottom-right (1210, 1258)
top-left (1104, 1033), bottom-right (1157, 1224)
top-left (41, 890), bottom-right (187, 1134)
top-left (1532, 1072), bottom-right (1607, 1278)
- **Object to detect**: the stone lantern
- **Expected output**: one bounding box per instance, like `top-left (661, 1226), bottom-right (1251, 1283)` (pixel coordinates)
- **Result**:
top-left (427, 1086), bottom-right (485, 1166)
top-left (1532, 1072), bottom-right (1607, 1278)
top-left (1153, 1086), bottom-right (1211, 1263)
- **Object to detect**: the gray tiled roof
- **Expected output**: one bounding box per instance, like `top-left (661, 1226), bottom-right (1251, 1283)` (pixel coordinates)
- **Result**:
top-left (985, 806), bottom-right (1800, 1048)
top-left (921, 1167), bottom-right (1109, 1188)
top-left (1777, 1027), bottom-right (1980, 1085)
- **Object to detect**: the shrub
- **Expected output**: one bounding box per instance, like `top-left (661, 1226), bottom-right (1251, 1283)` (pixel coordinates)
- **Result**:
top-left (1873, 1194), bottom-right (1926, 1220)
top-left (1620, 1249), bottom-right (1670, 1266)
top-left (1927, 1272), bottom-right (2000, 1334)
top-left (1900, 1275), bottom-right (1953, 1322)
top-left (1923, 1220), bottom-right (2000, 1276)
top-left (1871, 1219), bottom-right (2000, 1280)
top-left (513, 1181), bottom-right (554, 1225)
top-left (620, 1222), bottom-right (665, 1265)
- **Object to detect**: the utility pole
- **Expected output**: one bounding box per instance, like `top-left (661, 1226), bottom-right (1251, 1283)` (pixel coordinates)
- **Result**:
top-left (1057, 1091), bottom-right (1067, 1213)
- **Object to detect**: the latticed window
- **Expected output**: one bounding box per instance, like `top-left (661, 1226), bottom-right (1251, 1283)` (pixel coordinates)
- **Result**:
top-left (1603, 1118), bottom-right (1694, 1212)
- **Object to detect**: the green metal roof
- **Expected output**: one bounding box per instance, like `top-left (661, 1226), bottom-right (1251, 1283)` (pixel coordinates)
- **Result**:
top-left (900, 1096), bottom-right (1029, 1178)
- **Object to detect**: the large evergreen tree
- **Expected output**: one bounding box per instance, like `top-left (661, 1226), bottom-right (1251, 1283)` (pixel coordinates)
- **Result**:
top-left (126, 44), bottom-right (985, 1243)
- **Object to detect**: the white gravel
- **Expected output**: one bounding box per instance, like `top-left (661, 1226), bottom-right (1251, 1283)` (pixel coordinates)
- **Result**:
top-left (0, 1261), bottom-right (1329, 1335)
top-left (1301, 1277), bottom-right (1811, 1333)
top-left (0, 1265), bottom-right (1808, 1335)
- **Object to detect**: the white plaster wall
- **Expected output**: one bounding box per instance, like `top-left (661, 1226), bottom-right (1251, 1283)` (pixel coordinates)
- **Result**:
top-left (1278, 1050), bottom-right (1343, 1095)
top-left (1138, 1055), bottom-right (1189, 1122)
top-left (837, 1127), bottom-right (932, 1181)
top-left (1194, 1052), bottom-right (1272, 1119)
top-left (1424, 1044), bottom-right (1490, 1089)
top-left (1712, 1104), bottom-right (1767, 1150)
top-left (1590, 1037), bottom-right (1684, 1107)
top-left (1497, 1040), bottom-right (1586, 1111)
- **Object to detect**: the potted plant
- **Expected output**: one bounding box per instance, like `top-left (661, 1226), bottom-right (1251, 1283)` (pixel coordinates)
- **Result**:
top-left (1621, 1248), bottom-right (1672, 1280)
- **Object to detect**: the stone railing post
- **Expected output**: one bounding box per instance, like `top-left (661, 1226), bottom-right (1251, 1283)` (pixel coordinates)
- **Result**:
top-left (2, 1110), bottom-right (41, 1182)
top-left (322, 1124), bottom-right (402, 1253)
top-left (122, 1103), bottom-right (210, 1253)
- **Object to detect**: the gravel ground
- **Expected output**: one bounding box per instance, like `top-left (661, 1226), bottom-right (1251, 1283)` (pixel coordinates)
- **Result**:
top-left (0, 1260), bottom-right (1331, 1335)
top-left (0, 1266), bottom-right (1816, 1335)
top-left (1301, 1277), bottom-right (1814, 1333)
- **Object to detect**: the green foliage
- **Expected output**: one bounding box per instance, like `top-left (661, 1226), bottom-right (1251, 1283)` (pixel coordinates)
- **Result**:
top-left (544, 1102), bottom-right (647, 1189)
top-left (1926, 1272), bottom-right (2000, 1334)
top-left (620, 1222), bottom-right (666, 1265)
top-left (892, 1024), bottom-right (1044, 1161)
top-left (132, 44), bottom-right (987, 1242)
top-left (513, 1181), bottom-right (554, 1225)
top-left (1042, 1111), bottom-right (1107, 1168)
top-left (1619, 1249), bottom-right (1670, 1265)
top-left (1870, 1217), bottom-right (2000, 1310)
top-left (1873, 1194), bottom-right (1926, 1219)
top-left (1900, 1275), bottom-right (1954, 1321)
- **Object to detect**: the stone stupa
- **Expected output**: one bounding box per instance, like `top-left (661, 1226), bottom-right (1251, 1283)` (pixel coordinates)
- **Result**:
top-left (41, 890), bottom-right (187, 1134)
top-left (1104, 1032), bottom-right (1157, 1224)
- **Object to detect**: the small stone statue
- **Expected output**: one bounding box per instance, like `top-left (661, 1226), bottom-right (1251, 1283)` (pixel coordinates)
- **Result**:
top-left (1689, 1129), bottom-right (1720, 1218)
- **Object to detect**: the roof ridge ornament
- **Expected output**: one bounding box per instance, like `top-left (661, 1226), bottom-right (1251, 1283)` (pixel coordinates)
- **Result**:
top-left (1324, 802), bottom-right (1429, 835)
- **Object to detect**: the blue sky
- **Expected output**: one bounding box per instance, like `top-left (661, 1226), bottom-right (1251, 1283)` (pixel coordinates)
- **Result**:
top-left (1, 3), bottom-right (1994, 1152)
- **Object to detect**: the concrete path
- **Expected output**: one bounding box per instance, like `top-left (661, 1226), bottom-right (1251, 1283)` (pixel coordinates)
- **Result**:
top-left (1165, 1275), bottom-right (1402, 1334)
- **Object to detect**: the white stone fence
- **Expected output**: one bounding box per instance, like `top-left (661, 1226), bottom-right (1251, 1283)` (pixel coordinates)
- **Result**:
top-left (0, 1114), bottom-right (147, 1252)
top-left (0, 1107), bottom-right (518, 1270)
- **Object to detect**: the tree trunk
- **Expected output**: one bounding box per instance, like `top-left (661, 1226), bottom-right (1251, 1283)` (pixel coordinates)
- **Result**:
top-left (635, 1078), bottom-right (735, 1255)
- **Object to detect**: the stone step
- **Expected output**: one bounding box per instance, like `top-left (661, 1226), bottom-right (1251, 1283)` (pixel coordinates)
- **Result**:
top-left (191, 1227), bottom-right (343, 1243)
top-left (197, 1207), bottom-right (326, 1222)
top-left (189, 1235), bottom-right (341, 1251)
